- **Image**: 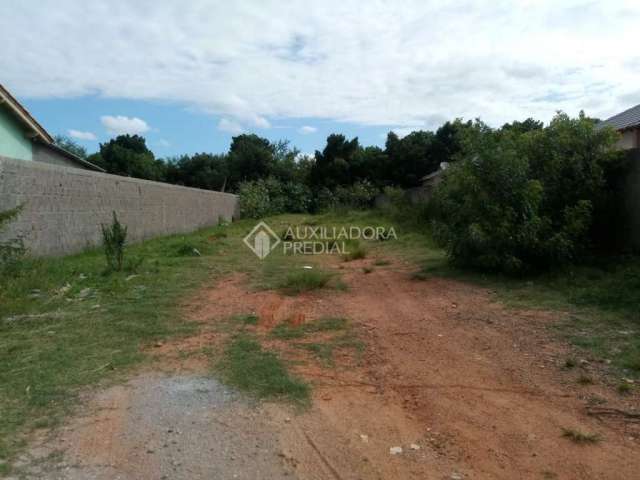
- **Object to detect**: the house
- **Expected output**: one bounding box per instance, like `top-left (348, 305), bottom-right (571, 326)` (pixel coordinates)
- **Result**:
top-left (0, 83), bottom-right (103, 171)
top-left (599, 104), bottom-right (640, 150)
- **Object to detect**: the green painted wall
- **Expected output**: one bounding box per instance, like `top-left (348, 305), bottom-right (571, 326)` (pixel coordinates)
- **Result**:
top-left (0, 106), bottom-right (32, 161)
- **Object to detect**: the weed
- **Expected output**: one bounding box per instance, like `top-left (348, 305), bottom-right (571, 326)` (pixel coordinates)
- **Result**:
top-left (278, 268), bottom-right (333, 295)
top-left (564, 358), bottom-right (576, 369)
top-left (216, 334), bottom-right (309, 404)
top-left (561, 428), bottom-right (601, 444)
top-left (617, 382), bottom-right (633, 395)
top-left (342, 241), bottom-right (367, 262)
top-left (232, 314), bottom-right (259, 326)
top-left (363, 266), bottom-right (373, 274)
top-left (175, 243), bottom-right (202, 257)
top-left (101, 211), bottom-right (127, 272)
top-left (296, 333), bottom-right (364, 366)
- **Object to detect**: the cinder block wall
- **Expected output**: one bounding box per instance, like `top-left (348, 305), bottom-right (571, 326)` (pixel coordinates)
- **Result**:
top-left (0, 157), bottom-right (239, 256)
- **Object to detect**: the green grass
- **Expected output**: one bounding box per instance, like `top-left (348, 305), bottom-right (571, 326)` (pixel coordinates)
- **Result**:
top-left (0, 215), bottom-right (313, 465)
top-left (216, 333), bottom-right (309, 404)
top-left (296, 334), bottom-right (365, 366)
top-left (277, 268), bottom-right (334, 295)
top-left (271, 317), bottom-right (348, 340)
top-left (231, 314), bottom-right (259, 326)
top-left (561, 427), bottom-right (601, 444)
top-left (342, 240), bottom-right (367, 262)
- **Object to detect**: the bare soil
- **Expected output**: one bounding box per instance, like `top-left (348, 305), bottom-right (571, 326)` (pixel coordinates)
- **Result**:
top-left (16, 257), bottom-right (640, 479)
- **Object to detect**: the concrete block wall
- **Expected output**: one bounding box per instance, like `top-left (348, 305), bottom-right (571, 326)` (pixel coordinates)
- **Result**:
top-left (0, 157), bottom-right (239, 256)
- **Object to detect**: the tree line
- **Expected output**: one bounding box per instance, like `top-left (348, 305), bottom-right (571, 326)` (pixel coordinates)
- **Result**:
top-left (54, 119), bottom-right (484, 193)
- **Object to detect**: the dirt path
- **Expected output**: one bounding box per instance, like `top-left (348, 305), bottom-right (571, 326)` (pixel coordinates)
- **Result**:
top-left (15, 258), bottom-right (640, 479)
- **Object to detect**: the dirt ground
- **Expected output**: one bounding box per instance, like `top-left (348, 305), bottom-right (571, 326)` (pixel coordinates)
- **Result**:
top-left (15, 257), bottom-right (640, 479)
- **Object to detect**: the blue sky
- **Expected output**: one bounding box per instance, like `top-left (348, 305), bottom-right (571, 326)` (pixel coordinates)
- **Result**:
top-left (3, 0), bottom-right (640, 159)
top-left (22, 96), bottom-right (394, 158)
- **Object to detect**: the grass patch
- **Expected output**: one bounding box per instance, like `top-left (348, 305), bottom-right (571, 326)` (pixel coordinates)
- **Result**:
top-left (271, 317), bottom-right (348, 340)
top-left (342, 241), bottom-right (367, 262)
top-left (363, 266), bottom-right (373, 274)
top-left (564, 358), bottom-right (577, 369)
top-left (561, 427), bottom-right (601, 444)
top-left (617, 382), bottom-right (633, 395)
top-left (216, 333), bottom-right (309, 404)
top-left (231, 313), bottom-right (259, 326)
top-left (277, 268), bottom-right (334, 295)
top-left (296, 333), bottom-right (365, 366)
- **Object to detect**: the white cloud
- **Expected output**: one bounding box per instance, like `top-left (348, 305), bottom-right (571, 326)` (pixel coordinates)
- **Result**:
top-left (217, 118), bottom-right (243, 134)
top-left (68, 129), bottom-right (96, 140)
top-left (2, 1), bottom-right (640, 129)
top-left (100, 115), bottom-right (150, 136)
top-left (298, 125), bottom-right (317, 134)
top-left (158, 138), bottom-right (170, 147)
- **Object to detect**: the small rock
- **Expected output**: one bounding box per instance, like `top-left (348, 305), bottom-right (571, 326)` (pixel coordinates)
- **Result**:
top-left (409, 443), bottom-right (420, 450)
top-left (154, 341), bottom-right (164, 348)
top-left (360, 434), bottom-right (369, 443)
top-left (389, 446), bottom-right (403, 455)
top-left (451, 473), bottom-right (463, 480)
top-left (284, 417), bottom-right (291, 423)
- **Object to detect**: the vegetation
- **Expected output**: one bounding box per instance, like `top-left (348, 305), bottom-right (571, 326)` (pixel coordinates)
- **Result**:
top-left (0, 206), bottom-right (25, 275)
top-left (216, 333), bottom-right (309, 404)
top-left (101, 212), bottom-right (128, 272)
top-left (431, 113), bottom-right (622, 274)
top-left (277, 268), bottom-right (334, 295)
top-left (561, 428), bottom-right (601, 444)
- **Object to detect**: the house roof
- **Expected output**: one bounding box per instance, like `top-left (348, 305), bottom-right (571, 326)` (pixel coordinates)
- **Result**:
top-left (0, 83), bottom-right (104, 172)
top-left (600, 103), bottom-right (640, 131)
top-left (0, 83), bottom-right (54, 143)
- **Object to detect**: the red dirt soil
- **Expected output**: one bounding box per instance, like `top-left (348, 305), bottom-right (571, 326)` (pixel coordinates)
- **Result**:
top-left (190, 259), bottom-right (640, 480)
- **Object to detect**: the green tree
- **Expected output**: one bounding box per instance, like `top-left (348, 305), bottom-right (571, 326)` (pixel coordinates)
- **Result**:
top-left (431, 114), bottom-right (622, 274)
top-left (98, 135), bottom-right (165, 181)
top-left (166, 153), bottom-right (229, 191)
top-left (310, 134), bottom-right (360, 188)
top-left (54, 135), bottom-right (88, 159)
top-left (227, 134), bottom-right (275, 189)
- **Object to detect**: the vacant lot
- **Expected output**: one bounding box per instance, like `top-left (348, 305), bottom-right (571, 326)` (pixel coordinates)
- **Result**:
top-left (1, 211), bottom-right (639, 479)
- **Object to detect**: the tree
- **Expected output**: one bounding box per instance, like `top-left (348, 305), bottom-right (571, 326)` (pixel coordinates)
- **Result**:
top-left (227, 134), bottom-right (275, 189)
top-left (54, 135), bottom-right (88, 159)
top-left (501, 118), bottom-right (544, 135)
top-left (431, 114), bottom-right (622, 274)
top-left (165, 153), bottom-right (229, 191)
top-left (310, 134), bottom-right (360, 188)
top-left (384, 130), bottom-right (437, 187)
top-left (98, 135), bottom-right (165, 181)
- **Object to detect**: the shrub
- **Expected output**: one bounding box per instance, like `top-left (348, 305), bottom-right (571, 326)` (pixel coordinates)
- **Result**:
top-left (101, 212), bottom-right (128, 272)
top-left (335, 180), bottom-right (378, 209)
top-left (238, 177), bottom-right (313, 218)
top-left (431, 113), bottom-right (621, 274)
top-left (0, 206), bottom-right (25, 274)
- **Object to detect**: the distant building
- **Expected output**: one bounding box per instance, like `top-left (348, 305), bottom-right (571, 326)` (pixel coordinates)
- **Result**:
top-left (599, 104), bottom-right (640, 150)
top-left (0, 83), bottom-right (103, 171)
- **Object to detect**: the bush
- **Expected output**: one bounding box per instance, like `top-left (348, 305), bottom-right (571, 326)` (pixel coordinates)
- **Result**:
top-left (431, 113), bottom-right (621, 274)
top-left (0, 206), bottom-right (25, 274)
top-left (238, 177), bottom-right (313, 218)
top-left (101, 212), bottom-right (128, 272)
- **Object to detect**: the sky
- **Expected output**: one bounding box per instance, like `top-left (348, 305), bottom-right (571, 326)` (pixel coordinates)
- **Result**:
top-left (1, 0), bottom-right (639, 158)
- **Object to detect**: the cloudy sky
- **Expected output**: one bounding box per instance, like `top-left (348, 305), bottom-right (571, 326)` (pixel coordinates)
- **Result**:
top-left (2, 0), bottom-right (639, 156)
